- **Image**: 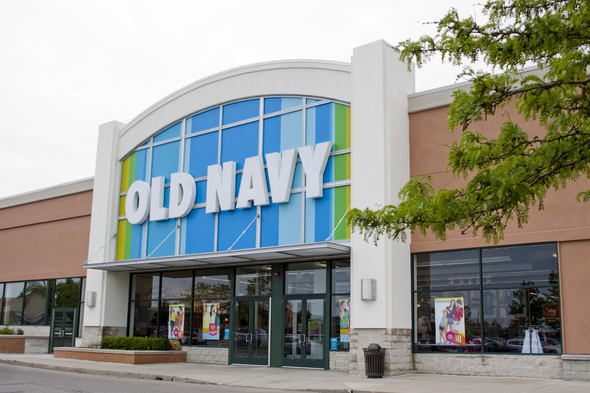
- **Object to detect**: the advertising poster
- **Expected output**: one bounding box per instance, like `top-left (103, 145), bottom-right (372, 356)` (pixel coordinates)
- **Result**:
top-left (339, 298), bottom-right (350, 343)
top-left (308, 319), bottom-right (322, 342)
top-left (203, 302), bottom-right (220, 340)
top-left (435, 297), bottom-right (465, 346)
top-left (168, 304), bottom-right (185, 340)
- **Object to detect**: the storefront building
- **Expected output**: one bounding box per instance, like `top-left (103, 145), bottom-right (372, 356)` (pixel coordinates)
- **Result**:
top-left (1, 40), bottom-right (589, 380)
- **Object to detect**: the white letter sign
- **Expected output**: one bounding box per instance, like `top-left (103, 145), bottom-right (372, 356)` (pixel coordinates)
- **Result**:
top-left (206, 162), bottom-right (237, 213)
top-left (169, 172), bottom-right (197, 219)
top-left (266, 149), bottom-right (297, 204)
top-left (298, 141), bottom-right (333, 198)
top-left (150, 176), bottom-right (169, 221)
top-left (125, 181), bottom-right (151, 225)
top-left (237, 156), bottom-right (269, 209)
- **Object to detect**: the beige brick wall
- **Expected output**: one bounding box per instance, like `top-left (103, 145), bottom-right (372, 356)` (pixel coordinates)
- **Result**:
top-left (329, 351), bottom-right (350, 371)
top-left (349, 328), bottom-right (412, 376)
top-left (562, 355), bottom-right (590, 381)
top-left (183, 346), bottom-right (228, 365)
top-left (414, 353), bottom-right (562, 379)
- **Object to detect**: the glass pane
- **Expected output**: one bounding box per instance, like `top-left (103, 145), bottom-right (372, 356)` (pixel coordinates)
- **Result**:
top-left (129, 300), bottom-right (158, 338)
top-left (306, 299), bottom-right (324, 360)
top-left (52, 311), bottom-right (64, 350)
top-left (46, 280), bottom-right (54, 326)
top-left (24, 281), bottom-right (47, 325)
top-left (3, 282), bottom-right (24, 325)
top-left (132, 273), bottom-right (160, 301)
top-left (414, 250), bottom-right (480, 291)
top-left (483, 287), bottom-right (561, 353)
top-left (332, 260), bottom-right (350, 294)
top-left (233, 300), bottom-right (250, 356)
top-left (482, 244), bottom-right (559, 288)
top-left (55, 278), bottom-right (81, 308)
top-left (331, 296), bottom-right (350, 351)
top-left (159, 300), bottom-right (190, 345)
top-left (0, 283), bottom-right (3, 325)
top-left (414, 290), bottom-right (481, 353)
top-left (64, 310), bottom-right (75, 347)
top-left (235, 266), bottom-right (272, 296)
top-left (194, 268), bottom-right (231, 298)
top-left (252, 300), bottom-right (270, 358)
top-left (284, 299), bottom-right (302, 360)
top-left (186, 107), bottom-right (220, 134)
top-left (222, 99), bottom-right (259, 125)
top-left (192, 299), bottom-right (230, 347)
top-left (184, 131), bottom-right (219, 179)
top-left (285, 262), bottom-right (327, 294)
top-left (161, 271), bottom-right (192, 299)
top-left (153, 122), bottom-right (181, 143)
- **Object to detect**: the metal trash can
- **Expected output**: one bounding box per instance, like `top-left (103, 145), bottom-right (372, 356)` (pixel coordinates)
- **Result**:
top-left (363, 343), bottom-right (386, 378)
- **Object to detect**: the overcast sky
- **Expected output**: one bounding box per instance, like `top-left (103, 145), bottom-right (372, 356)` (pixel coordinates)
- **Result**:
top-left (0, 0), bottom-right (488, 199)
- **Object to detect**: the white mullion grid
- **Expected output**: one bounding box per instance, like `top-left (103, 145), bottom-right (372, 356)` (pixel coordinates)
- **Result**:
top-left (142, 142), bottom-right (153, 258)
top-left (175, 118), bottom-right (187, 256)
top-left (214, 106), bottom-right (223, 253)
top-left (256, 97), bottom-right (264, 248)
top-left (301, 97), bottom-right (307, 243)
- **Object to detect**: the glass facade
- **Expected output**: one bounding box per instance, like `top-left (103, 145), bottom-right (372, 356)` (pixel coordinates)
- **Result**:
top-left (117, 96), bottom-right (352, 261)
top-left (0, 278), bottom-right (85, 334)
top-left (413, 243), bottom-right (561, 354)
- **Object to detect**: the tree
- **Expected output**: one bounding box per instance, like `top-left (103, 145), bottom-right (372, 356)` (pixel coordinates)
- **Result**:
top-left (348, 0), bottom-right (590, 244)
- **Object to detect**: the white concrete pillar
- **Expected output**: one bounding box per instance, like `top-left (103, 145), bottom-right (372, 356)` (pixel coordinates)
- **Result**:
top-left (83, 121), bottom-right (129, 343)
top-left (350, 40), bottom-right (415, 331)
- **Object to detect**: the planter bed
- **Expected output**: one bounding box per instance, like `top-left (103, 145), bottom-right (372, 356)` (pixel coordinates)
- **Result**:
top-left (0, 336), bottom-right (49, 354)
top-left (53, 347), bottom-right (186, 364)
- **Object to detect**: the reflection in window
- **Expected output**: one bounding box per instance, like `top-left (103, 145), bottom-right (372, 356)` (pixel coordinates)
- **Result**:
top-left (285, 262), bottom-right (326, 295)
top-left (191, 299), bottom-right (230, 347)
top-left (3, 282), bottom-right (24, 325)
top-left (194, 269), bottom-right (231, 298)
top-left (161, 271), bottom-right (192, 299)
top-left (132, 273), bottom-right (160, 301)
top-left (235, 266), bottom-right (272, 296)
top-left (55, 278), bottom-right (81, 308)
top-left (24, 281), bottom-right (47, 325)
top-left (413, 243), bottom-right (561, 354)
top-left (332, 261), bottom-right (350, 294)
top-left (129, 300), bottom-right (158, 338)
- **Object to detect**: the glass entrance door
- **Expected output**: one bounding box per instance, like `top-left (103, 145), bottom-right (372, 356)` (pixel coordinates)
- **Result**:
top-left (50, 308), bottom-right (77, 352)
top-left (283, 298), bottom-right (325, 368)
top-left (231, 299), bottom-right (270, 365)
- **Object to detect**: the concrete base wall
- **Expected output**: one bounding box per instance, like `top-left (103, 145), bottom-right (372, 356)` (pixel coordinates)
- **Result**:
top-left (2, 326), bottom-right (49, 336)
top-left (414, 353), bottom-right (562, 379)
top-left (329, 351), bottom-right (350, 371)
top-left (562, 355), bottom-right (590, 381)
top-left (24, 337), bottom-right (49, 354)
top-left (80, 326), bottom-right (126, 348)
top-left (349, 328), bottom-right (412, 376)
top-left (183, 346), bottom-right (228, 365)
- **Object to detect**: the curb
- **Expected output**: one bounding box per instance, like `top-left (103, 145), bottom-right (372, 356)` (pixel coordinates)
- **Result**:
top-left (0, 358), bottom-right (352, 393)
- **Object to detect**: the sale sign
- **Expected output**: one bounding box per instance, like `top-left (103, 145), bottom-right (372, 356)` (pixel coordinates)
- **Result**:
top-left (435, 297), bottom-right (465, 346)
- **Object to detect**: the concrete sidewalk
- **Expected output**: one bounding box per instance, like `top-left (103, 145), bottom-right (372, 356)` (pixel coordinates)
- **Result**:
top-left (1, 354), bottom-right (589, 393)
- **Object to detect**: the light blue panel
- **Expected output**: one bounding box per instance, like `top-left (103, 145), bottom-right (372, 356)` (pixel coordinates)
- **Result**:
top-left (151, 141), bottom-right (180, 183)
top-left (293, 162), bottom-right (303, 188)
top-left (280, 111), bottom-right (302, 151)
top-left (281, 97), bottom-right (302, 111)
top-left (223, 99), bottom-right (259, 125)
top-left (187, 107), bottom-right (220, 134)
top-left (184, 208), bottom-right (215, 254)
top-left (323, 156), bottom-right (335, 184)
top-left (221, 121), bottom-right (259, 170)
top-left (305, 195), bottom-right (315, 243)
top-left (261, 199), bottom-right (279, 247)
top-left (154, 122), bottom-right (181, 143)
top-left (306, 107), bottom-right (316, 146)
top-left (130, 222), bottom-right (145, 259)
top-left (147, 219), bottom-right (177, 258)
top-left (184, 131), bottom-right (218, 178)
top-left (218, 208), bottom-right (257, 251)
top-left (307, 98), bottom-right (320, 104)
top-left (135, 149), bottom-right (148, 182)
top-left (196, 181), bottom-right (207, 204)
top-left (314, 187), bottom-right (333, 242)
top-left (278, 192), bottom-right (301, 246)
top-left (180, 217), bottom-right (187, 255)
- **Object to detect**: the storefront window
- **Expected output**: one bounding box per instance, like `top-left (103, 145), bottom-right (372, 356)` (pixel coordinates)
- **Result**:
top-left (285, 262), bottom-right (326, 295)
top-left (131, 273), bottom-right (160, 301)
top-left (332, 261), bottom-right (350, 294)
top-left (161, 271), bottom-right (192, 299)
top-left (0, 283), bottom-right (4, 325)
top-left (24, 281), bottom-right (47, 325)
top-left (129, 300), bottom-right (158, 338)
top-left (413, 243), bottom-right (561, 354)
top-left (159, 300), bottom-right (191, 345)
top-left (191, 299), bottom-right (230, 346)
top-left (330, 261), bottom-right (350, 351)
top-left (55, 278), bottom-right (81, 308)
top-left (194, 269), bottom-right (231, 298)
top-left (235, 266), bottom-right (271, 296)
top-left (3, 282), bottom-right (24, 325)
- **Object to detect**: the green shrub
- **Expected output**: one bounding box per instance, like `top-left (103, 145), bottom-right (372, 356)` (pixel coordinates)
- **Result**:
top-left (0, 327), bottom-right (14, 335)
top-left (100, 337), bottom-right (172, 351)
top-left (16, 329), bottom-right (24, 335)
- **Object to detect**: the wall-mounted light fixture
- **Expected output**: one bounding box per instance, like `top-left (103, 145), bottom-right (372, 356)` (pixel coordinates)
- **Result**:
top-left (361, 278), bottom-right (376, 300)
top-left (86, 291), bottom-right (97, 307)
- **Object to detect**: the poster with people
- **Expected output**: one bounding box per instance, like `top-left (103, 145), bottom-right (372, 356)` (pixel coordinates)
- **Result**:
top-left (339, 298), bottom-right (350, 343)
top-left (203, 302), bottom-right (220, 340)
top-left (434, 297), bottom-right (465, 346)
top-left (168, 304), bottom-right (185, 340)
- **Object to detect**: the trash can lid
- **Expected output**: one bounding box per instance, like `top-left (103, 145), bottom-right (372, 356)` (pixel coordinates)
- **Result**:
top-left (367, 343), bottom-right (381, 350)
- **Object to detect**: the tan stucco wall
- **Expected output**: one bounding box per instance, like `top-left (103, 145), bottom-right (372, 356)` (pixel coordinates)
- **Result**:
top-left (0, 190), bottom-right (92, 282)
top-left (559, 240), bottom-right (590, 354)
top-left (408, 106), bottom-right (590, 252)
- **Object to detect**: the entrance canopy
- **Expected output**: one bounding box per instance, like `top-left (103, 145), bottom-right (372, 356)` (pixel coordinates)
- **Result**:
top-left (85, 241), bottom-right (350, 272)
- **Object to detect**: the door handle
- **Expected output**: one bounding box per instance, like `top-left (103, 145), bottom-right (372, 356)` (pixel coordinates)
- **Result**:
top-left (57, 330), bottom-right (64, 337)
top-left (300, 334), bottom-right (306, 344)
top-left (248, 333), bottom-right (253, 343)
